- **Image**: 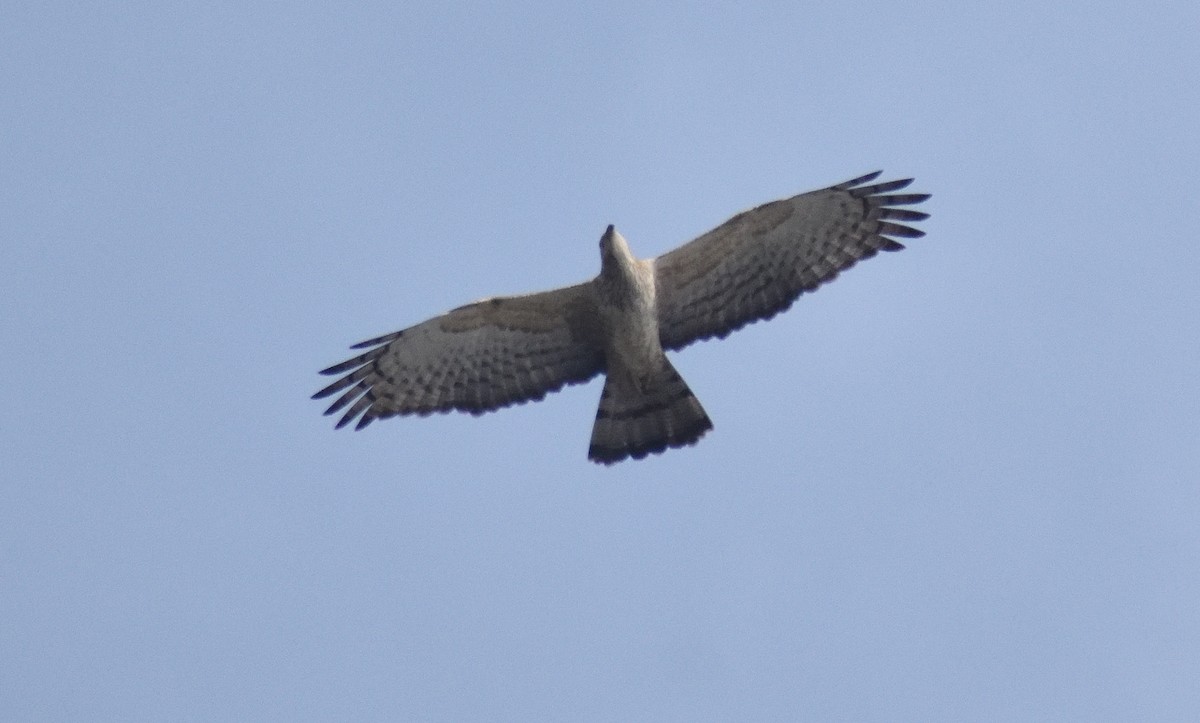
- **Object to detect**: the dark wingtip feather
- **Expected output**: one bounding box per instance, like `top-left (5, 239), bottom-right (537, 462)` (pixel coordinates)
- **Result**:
top-left (881, 240), bottom-right (907, 251)
top-left (350, 329), bottom-right (403, 350)
top-left (859, 178), bottom-right (915, 195)
top-left (321, 384), bottom-right (365, 415)
top-left (319, 358), bottom-right (360, 376)
top-left (881, 208), bottom-right (930, 222)
top-left (878, 221), bottom-right (925, 238)
top-left (834, 170), bottom-right (883, 190)
top-left (312, 378), bottom-right (343, 399)
top-left (878, 193), bottom-right (931, 206)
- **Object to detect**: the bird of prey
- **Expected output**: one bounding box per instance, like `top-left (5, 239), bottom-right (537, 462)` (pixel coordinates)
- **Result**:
top-left (314, 171), bottom-right (930, 464)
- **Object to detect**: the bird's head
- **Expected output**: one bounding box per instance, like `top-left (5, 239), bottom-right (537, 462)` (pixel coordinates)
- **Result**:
top-left (599, 224), bottom-right (631, 263)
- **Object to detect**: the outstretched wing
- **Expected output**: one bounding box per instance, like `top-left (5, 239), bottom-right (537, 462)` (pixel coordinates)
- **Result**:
top-left (313, 282), bottom-right (605, 430)
top-left (653, 171), bottom-right (930, 351)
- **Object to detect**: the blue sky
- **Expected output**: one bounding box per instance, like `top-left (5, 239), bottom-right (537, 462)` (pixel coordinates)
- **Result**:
top-left (4, 2), bottom-right (1199, 720)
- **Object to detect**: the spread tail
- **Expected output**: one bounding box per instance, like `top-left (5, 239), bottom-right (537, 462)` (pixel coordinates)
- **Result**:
top-left (588, 356), bottom-right (712, 465)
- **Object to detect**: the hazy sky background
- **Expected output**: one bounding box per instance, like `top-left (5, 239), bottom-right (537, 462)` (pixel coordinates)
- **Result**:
top-left (4, 2), bottom-right (1199, 720)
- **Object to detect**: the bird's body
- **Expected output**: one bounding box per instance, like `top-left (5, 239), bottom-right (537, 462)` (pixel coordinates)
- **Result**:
top-left (594, 227), bottom-right (660, 377)
top-left (314, 171), bottom-right (930, 464)
top-left (588, 226), bottom-right (713, 462)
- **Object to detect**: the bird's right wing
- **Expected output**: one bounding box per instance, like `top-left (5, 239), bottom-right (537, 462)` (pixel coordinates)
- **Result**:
top-left (313, 282), bottom-right (605, 429)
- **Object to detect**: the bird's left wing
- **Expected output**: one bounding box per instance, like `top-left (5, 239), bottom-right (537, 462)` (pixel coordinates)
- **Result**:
top-left (313, 282), bottom-right (605, 430)
top-left (653, 172), bottom-right (930, 351)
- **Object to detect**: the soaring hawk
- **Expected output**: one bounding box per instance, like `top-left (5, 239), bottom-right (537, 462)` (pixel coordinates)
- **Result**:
top-left (314, 171), bottom-right (930, 464)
